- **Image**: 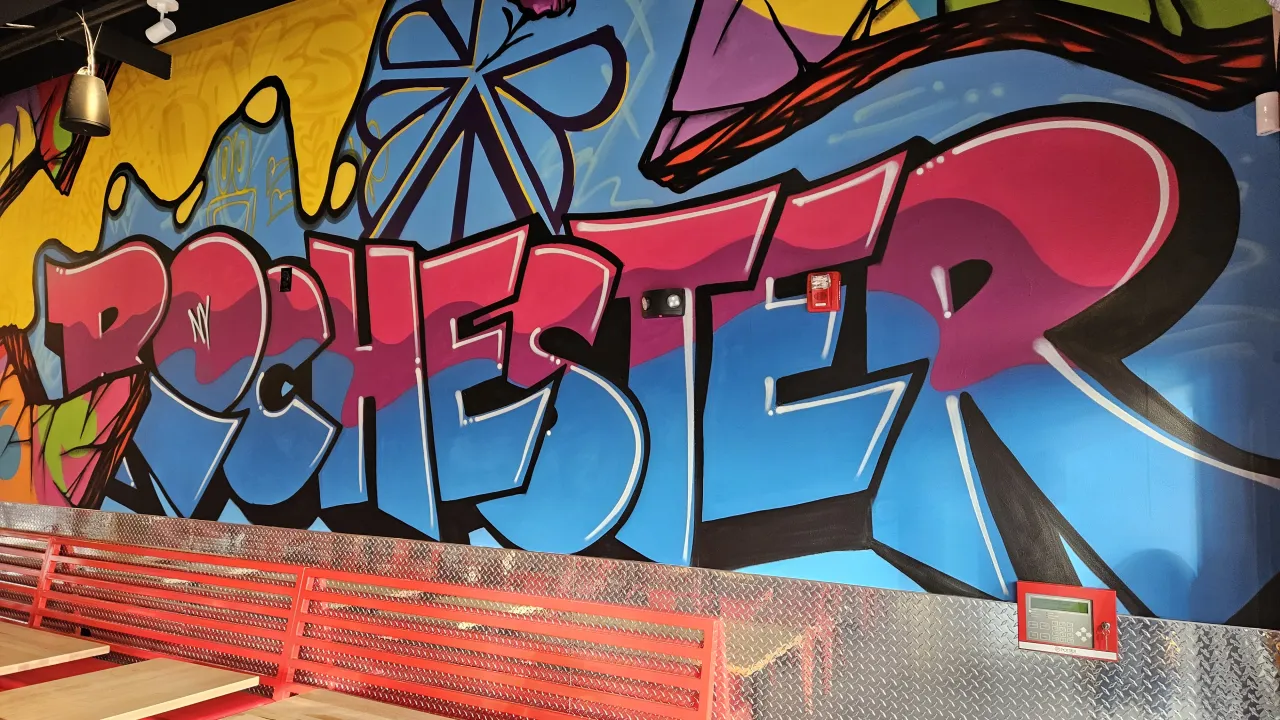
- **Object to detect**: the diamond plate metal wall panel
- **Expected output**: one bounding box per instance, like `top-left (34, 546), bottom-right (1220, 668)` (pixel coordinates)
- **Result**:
top-left (0, 502), bottom-right (1275, 720)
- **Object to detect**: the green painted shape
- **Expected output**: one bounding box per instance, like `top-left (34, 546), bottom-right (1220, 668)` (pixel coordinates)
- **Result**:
top-left (1060, 0), bottom-right (1150, 21)
top-left (52, 107), bottom-right (73, 153)
top-left (1180, 0), bottom-right (1269, 28)
top-left (34, 396), bottom-right (98, 494)
top-left (943, 0), bottom-right (1000, 10)
top-left (1154, 0), bottom-right (1183, 34)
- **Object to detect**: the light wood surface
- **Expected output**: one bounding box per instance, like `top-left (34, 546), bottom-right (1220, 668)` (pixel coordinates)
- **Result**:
top-left (0, 657), bottom-right (259, 720)
top-left (225, 689), bottom-right (447, 719)
top-left (0, 622), bottom-right (108, 676)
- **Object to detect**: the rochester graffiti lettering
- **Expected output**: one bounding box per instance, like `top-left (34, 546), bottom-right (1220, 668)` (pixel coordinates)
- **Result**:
top-left (8, 102), bottom-right (1242, 596)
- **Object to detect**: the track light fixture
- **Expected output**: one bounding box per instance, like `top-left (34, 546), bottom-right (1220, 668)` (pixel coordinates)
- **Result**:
top-left (146, 0), bottom-right (178, 43)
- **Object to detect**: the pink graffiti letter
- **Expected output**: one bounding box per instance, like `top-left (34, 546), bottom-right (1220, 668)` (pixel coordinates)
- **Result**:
top-left (309, 238), bottom-right (436, 537)
top-left (569, 183), bottom-right (781, 564)
top-left (45, 241), bottom-right (169, 396)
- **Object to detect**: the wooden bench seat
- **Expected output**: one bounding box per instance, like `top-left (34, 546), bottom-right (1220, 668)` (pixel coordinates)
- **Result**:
top-left (0, 657), bottom-right (272, 720)
top-left (0, 658), bottom-right (259, 720)
top-left (227, 689), bottom-right (447, 719)
top-left (0, 622), bottom-right (107, 675)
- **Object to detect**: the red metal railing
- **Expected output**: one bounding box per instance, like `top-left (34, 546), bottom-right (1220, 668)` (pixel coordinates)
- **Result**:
top-left (0, 530), bottom-right (720, 720)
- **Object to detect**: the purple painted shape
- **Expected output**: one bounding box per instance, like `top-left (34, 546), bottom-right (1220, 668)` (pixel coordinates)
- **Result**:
top-left (670, 0), bottom-right (839, 114)
top-left (667, 108), bottom-right (744, 154)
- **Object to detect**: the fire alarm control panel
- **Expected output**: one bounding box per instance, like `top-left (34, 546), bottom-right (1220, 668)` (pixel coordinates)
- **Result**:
top-left (1017, 581), bottom-right (1118, 662)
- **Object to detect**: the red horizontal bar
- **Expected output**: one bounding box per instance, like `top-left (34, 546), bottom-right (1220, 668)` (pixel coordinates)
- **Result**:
top-left (0, 597), bottom-right (33, 614)
top-left (302, 588), bottom-right (705, 660)
top-left (37, 607), bottom-right (284, 665)
top-left (307, 567), bottom-right (715, 635)
top-left (302, 610), bottom-right (703, 691)
top-left (0, 545), bottom-right (50, 561)
top-left (49, 573), bottom-right (292, 621)
top-left (53, 537), bottom-right (298, 576)
top-left (0, 566), bottom-right (43, 580)
top-left (0, 575), bottom-right (40, 591)
top-left (43, 587), bottom-right (288, 641)
top-left (50, 555), bottom-right (296, 597)
top-left (298, 634), bottom-right (698, 720)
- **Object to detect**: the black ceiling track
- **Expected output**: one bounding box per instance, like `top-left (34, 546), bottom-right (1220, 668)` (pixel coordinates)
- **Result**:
top-left (0, 0), bottom-right (295, 96)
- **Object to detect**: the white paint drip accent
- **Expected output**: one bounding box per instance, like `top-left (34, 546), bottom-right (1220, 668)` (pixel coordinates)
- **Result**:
top-left (930, 265), bottom-right (952, 319)
top-left (357, 396), bottom-right (367, 495)
top-left (945, 394), bottom-right (1009, 597)
top-left (307, 405), bottom-right (338, 471)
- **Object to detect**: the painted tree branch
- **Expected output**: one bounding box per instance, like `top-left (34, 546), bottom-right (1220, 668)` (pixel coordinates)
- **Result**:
top-left (642, 1), bottom-right (1276, 191)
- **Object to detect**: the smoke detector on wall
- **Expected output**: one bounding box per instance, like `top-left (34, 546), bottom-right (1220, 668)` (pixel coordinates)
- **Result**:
top-left (146, 0), bottom-right (179, 43)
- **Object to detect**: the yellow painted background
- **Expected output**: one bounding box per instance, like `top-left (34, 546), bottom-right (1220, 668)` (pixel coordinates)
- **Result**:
top-left (0, 0), bottom-right (382, 328)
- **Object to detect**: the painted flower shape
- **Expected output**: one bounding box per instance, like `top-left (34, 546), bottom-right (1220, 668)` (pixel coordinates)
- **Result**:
top-left (354, 0), bottom-right (624, 244)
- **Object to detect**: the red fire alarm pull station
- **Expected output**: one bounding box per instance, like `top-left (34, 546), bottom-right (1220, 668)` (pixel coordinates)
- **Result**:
top-left (1017, 581), bottom-right (1118, 662)
top-left (806, 271), bottom-right (840, 313)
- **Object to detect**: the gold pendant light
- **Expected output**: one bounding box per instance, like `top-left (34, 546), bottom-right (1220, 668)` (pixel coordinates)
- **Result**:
top-left (60, 12), bottom-right (110, 137)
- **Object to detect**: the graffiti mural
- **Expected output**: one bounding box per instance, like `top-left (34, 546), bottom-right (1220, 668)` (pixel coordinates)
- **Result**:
top-left (0, 0), bottom-right (1277, 628)
top-left (0, 63), bottom-right (120, 219)
top-left (643, 0), bottom-right (1274, 189)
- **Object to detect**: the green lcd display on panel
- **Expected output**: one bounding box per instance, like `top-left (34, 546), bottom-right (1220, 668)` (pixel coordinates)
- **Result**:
top-left (1029, 597), bottom-right (1090, 615)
